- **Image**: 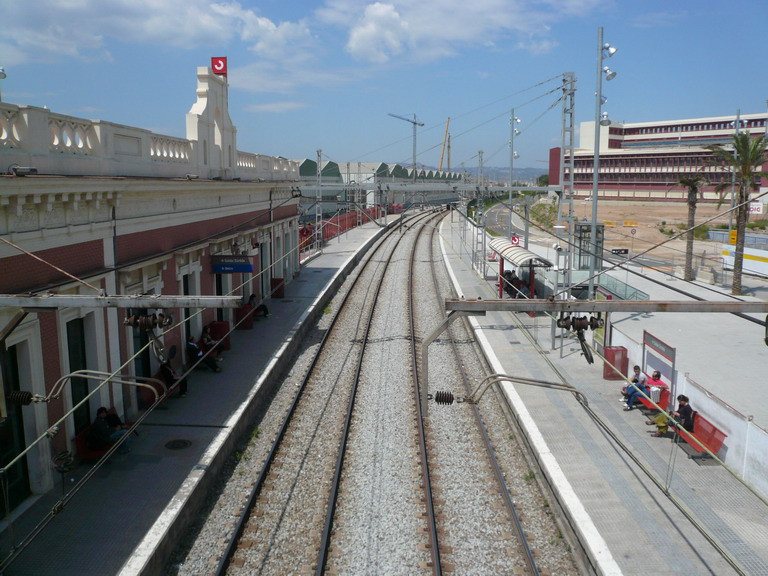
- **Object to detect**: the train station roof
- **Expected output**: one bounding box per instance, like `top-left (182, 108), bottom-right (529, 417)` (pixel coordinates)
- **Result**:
top-left (489, 238), bottom-right (554, 268)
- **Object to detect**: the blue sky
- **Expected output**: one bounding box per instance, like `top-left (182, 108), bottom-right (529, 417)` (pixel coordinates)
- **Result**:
top-left (3, 0), bottom-right (767, 173)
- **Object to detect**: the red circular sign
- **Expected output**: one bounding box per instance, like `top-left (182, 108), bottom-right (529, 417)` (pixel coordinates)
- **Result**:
top-left (510, 236), bottom-right (520, 245)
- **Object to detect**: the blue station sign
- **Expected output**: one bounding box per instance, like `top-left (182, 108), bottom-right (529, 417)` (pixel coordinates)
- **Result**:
top-left (211, 255), bottom-right (254, 274)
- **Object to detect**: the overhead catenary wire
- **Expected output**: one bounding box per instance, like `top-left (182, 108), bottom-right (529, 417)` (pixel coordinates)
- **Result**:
top-left (349, 74), bottom-right (564, 164)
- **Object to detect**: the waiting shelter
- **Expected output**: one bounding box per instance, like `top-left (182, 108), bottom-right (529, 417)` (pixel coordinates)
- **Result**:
top-left (489, 238), bottom-right (553, 299)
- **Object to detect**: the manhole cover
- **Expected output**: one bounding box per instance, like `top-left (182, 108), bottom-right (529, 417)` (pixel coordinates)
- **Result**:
top-left (165, 439), bottom-right (192, 450)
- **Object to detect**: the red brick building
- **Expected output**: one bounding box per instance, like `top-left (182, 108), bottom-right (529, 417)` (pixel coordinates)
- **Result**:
top-left (0, 67), bottom-right (300, 513)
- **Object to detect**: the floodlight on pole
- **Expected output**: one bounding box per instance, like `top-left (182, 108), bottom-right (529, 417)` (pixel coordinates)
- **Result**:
top-left (509, 109), bottom-right (521, 240)
top-left (588, 27), bottom-right (617, 299)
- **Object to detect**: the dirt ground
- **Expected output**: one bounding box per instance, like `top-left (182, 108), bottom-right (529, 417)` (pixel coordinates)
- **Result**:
top-left (575, 199), bottom-right (731, 266)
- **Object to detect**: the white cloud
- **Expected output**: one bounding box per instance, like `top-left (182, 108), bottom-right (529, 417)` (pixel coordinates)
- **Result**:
top-left (345, 3), bottom-right (409, 63)
top-left (318, 0), bottom-right (611, 64)
top-left (4, 0), bottom-right (314, 63)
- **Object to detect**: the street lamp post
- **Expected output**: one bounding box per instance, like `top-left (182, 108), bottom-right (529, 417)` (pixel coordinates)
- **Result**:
top-left (587, 27), bottom-right (617, 299)
top-left (509, 109), bottom-right (521, 239)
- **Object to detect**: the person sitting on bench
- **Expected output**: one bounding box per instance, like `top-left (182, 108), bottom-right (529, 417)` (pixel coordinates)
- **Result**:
top-left (200, 325), bottom-right (224, 361)
top-left (647, 394), bottom-right (693, 437)
top-left (186, 335), bottom-right (222, 372)
top-left (624, 366), bottom-right (651, 411)
top-left (247, 294), bottom-right (270, 318)
top-left (88, 407), bottom-right (131, 453)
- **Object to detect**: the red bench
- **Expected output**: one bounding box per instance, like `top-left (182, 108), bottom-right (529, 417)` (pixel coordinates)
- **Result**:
top-left (674, 412), bottom-right (728, 460)
top-left (74, 428), bottom-right (110, 461)
top-left (72, 408), bottom-right (134, 461)
top-left (639, 388), bottom-right (670, 412)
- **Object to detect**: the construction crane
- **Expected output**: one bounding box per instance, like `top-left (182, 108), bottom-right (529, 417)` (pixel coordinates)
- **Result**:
top-left (439, 117), bottom-right (451, 172)
top-left (388, 113), bottom-right (424, 181)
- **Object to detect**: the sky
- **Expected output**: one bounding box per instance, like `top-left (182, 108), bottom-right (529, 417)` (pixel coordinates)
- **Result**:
top-left (3, 0), bottom-right (768, 174)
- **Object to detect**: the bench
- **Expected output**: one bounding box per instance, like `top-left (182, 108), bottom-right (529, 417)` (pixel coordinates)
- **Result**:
top-left (638, 388), bottom-right (670, 412)
top-left (674, 412), bottom-right (728, 460)
top-left (72, 408), bottom-right (134, 461)
top-left (74, 427), bottom-right (110, 461)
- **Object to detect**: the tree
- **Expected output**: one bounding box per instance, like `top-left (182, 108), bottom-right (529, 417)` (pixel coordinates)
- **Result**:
top-left (707, 133), bottom-right (768, 295)
top-left (678, 174), bottom-right (707, 281)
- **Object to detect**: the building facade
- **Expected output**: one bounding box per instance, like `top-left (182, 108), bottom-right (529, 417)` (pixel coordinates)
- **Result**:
top-left (549, 112), bottom-right (768, 202)
top-left (0, 67), bottom-right (301, 515)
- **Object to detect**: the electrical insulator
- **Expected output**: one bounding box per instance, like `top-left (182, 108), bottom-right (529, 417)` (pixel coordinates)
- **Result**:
top-left (10, 390), bottom-right (34, 405)
top-left (433, 390), bottom-right (455, 405)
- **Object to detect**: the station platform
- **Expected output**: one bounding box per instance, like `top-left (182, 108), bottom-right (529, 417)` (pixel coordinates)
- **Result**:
top-left (2, 209), bottom-right (767, 576)
top-left (0, 217), bottom-right (390, 576)
top-left (438, 215), bottom-right (768, 576)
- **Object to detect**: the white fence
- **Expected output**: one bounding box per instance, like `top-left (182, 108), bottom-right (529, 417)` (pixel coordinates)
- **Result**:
top-left (609, 329), bottom-right (768, 498)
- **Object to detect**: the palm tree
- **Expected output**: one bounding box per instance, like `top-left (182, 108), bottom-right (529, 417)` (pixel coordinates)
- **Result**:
top-left (678, 174), bottom-right (707, 281)
top-left (706, 133), bottom-right (768, 295)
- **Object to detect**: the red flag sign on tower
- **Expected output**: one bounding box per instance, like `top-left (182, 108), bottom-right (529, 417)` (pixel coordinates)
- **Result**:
top-left (211, 57), bottom-right (227, 77)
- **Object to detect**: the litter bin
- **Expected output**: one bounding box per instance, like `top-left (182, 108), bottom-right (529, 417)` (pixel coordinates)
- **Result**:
top-left (208, 321), bottom-right (231, 351)
top-left (270, 278), bottom-right (285, 299)
top-left (234, 306), bottom-right (254, 330)
top-left (603, 346), bottom-right (627, 380)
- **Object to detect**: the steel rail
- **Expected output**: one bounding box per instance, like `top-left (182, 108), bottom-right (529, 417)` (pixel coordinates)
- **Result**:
top-left (429, 212), bottom-right (540, 576)
top-left (316, 209), bottom-right (438, 575)
top-left (409, 209), bottom-right (447, 575)
top-left (213, 212), bottom-right (426, 575)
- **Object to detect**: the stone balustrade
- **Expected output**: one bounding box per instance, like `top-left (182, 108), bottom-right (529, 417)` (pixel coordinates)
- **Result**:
top-left (0, 102), bottom-right (298, 182)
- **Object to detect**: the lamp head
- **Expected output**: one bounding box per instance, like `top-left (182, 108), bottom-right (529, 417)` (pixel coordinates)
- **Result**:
top-left (602, 43), bottom-right (617, 57)
top-left (600, 112), bottom-right (611, 126)
top-left (603, 66), bottom-right (616, 81)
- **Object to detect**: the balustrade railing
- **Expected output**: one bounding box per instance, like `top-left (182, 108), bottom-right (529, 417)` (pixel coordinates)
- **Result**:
top-left (0, 102), bottom-right (297, 181)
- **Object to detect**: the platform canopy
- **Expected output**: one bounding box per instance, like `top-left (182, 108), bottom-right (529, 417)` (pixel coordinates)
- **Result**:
top-left (488, 238), bottom-right (553, 268)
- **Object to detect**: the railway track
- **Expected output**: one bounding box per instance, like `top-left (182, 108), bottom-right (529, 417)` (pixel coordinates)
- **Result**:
top-left (170, 208), bottom-right (579, 575)
top-left (409, 212), bottom-right (540, 575)
top-left (216, 210), bottom-right (436, 575)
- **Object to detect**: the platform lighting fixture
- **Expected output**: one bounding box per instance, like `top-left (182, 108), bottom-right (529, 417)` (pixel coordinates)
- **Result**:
top-left (588, 27), bottom-right (618, 299)
top-left (509, 109), bottom-right (522, 238)
top-left (0, 66), bottom-right (5, 102)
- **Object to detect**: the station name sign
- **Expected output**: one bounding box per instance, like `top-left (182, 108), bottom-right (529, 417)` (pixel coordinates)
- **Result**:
top-left (211, 255), bottom-right (254, 274)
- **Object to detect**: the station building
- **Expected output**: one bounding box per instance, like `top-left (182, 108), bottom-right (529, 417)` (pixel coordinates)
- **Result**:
top-left (0, 66), bottom-right (302, 514)
top-left (549, 112), bottom-right (768, 203)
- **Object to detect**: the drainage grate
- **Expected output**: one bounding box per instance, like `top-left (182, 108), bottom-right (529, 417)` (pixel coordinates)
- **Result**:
top-left (165, 439), bottom-right (192, 450)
